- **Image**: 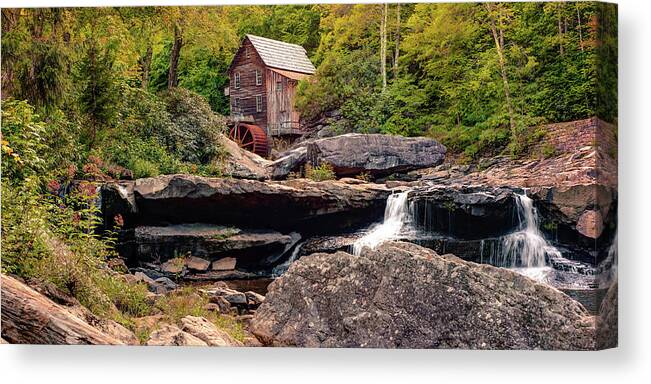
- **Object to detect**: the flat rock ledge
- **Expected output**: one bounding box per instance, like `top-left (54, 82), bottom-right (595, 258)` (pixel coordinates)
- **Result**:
top-left (250, 242), bottom-right (597, 350)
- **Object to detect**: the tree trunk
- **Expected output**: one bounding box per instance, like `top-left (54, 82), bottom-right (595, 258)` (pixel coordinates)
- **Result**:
top-left (486, 6), bottom-right (516, 136)
top-left (380, 3), bottom-right (388, 92)
top-left (393, 3), bottom-right (401, 78)
top-left (141, 44), bottom-right (153, 89)
top-left (1, 9), bottom-right (20, 99)
top-left (1, 275), bottom-right (125, 345)
top-left (576, 5), bottom-right (584, 52)
top-left (168, 23), bottom-right (183, 89)
top-left (558, 5), bottom-right (564, 56)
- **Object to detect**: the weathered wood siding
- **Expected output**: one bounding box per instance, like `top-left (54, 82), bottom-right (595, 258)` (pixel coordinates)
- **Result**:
top-left (266, 69), bottom-right (301, 135)
top-left (228, 39), bottom-right (267, 130)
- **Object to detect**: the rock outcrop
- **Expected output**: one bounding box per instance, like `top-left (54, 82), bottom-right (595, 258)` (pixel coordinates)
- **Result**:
top-left (271, 134), bottom-right (446, 179)
top-left (250, 242), bottom-right (596, 349)
top-left (102, 174), bottom-right (391, 232)
top-left (1, 275), bottom-right (130, 345)
top-left (220, 134), bottom-right (271, 180)
top-left (129, 224), bottom-right (300, 269)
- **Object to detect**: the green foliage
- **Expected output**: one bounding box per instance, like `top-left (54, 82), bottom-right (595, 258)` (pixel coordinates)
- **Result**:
top-left (161, 87), bottom-right (227, 164)
top-left (155, 286), bottom-right (246, 342)
top-left (76, 37), bottom-right (120, 148)
top-left (1, 100), bottom-right (48, 181)
top-left (297, 2), bottom-right (616, 157)
top-left (305, 162), bottom-right (336, 181)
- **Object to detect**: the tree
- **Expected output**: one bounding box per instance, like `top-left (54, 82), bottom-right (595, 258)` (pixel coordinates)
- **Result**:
top-left (484, 2), bottom-right (516, 136)
top-left (77, 35), bottom-right (119, 149)
top-left (380, 3), bottom-right (388, 92)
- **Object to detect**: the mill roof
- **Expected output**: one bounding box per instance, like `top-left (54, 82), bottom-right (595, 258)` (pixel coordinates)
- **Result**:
top-left (245, 34), bottom-right (316, 75)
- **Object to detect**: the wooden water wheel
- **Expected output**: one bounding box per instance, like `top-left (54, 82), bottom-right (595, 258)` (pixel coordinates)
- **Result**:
top-left (228, 123), bottom-right (270, 157)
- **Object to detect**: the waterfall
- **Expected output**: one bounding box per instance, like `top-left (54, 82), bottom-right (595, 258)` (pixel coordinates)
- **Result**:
top-left (271, 242), bottom-right (304, 277)
top-left (496, 192), bottom-right (562, 281)
top-left (352, 191), bottom-right (410, 256)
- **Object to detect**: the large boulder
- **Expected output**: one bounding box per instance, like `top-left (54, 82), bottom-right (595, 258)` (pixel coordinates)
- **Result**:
top-left (250, 242), bottom-right (596, 349)
top-left (271, 134), bottom-right (446, 179)
top-left (219, 134), bottom-right (271, 180)
top-left (102, 174), bottom-right (391, 232)
top-left (1, 275), bottom-right (128, 345)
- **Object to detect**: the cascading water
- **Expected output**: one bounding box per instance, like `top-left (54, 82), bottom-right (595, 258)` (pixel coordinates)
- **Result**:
top-left (352, 191), bottom-right (411, 256)
top-left (497, 192), bottom-right (561, 281)
top-left (271, 242), bottom-right (304, 277)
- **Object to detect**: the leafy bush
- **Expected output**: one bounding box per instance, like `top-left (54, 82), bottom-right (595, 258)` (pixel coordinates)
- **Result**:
top-left (161, 87), bottom-right (227, 164)
top-left (305, 162), bottom-right (336, 181)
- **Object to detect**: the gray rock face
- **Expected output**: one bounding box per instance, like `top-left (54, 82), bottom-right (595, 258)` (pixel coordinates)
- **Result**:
top-left (102, 174), bottom-right (391, 232)
top-left (271, 134), bottom-right (446, 179)
top-left (132, 224), bottom-right (300, 270)
top-left (220, 133), bottom-right (271, 180)
top-left (250, 242), bottom-right (596, 350)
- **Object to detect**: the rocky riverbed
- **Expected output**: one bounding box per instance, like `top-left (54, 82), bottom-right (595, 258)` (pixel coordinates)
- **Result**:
top-left (2, 127), bottom-right (618, 349)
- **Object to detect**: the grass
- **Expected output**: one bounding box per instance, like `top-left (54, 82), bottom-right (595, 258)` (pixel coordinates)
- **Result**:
top-left (305, 162), bottom-right (336, 181)
top-left (154, 286), bottom-right (246, 343)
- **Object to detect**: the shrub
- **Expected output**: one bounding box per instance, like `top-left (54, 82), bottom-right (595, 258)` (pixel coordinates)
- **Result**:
top-left (161, 87), bottom-right (227, 164)
top-left (305, 162), bottom-right (336, 181)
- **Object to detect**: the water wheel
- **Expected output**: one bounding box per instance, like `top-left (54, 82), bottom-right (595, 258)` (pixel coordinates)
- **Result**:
top-left (228, 123), bottom-right (270, 157)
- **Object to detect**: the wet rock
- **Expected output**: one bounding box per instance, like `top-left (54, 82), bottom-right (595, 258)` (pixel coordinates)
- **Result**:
top-left (408, 186), bottom-right (517, 239)
top-left (180, 315), bottom-right (243, 347)
top-left (131, 224), bottom-right (300, 271)
top-left (146, 324), bottom-right (208, 346)
top-left (185, 256), bottom-right (210, 272)
top-left (212, 257), bottom-right (237, 271)
top-left (250, 242), bottom-right (596, 349)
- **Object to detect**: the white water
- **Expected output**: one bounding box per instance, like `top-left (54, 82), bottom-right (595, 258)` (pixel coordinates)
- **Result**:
top-left (352, 191), bottom-right (410, 256)
top-left (497, 192), bottom-right (563, 281)
top-left (500, 192), bottom-right (561, 268)
top-left (271, 242), bottom-right (304, 277)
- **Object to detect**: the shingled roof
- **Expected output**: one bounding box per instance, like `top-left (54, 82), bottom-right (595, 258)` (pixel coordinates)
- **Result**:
top-left (246, 34), bottom-right (316, 75)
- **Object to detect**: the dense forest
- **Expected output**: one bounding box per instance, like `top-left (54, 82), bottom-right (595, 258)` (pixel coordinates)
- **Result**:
top-left (0, 3), bottom-right (617, 338)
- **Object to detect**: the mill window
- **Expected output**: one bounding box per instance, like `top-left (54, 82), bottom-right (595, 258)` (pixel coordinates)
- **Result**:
top-left (256, 95), bottom-right (263, 112)
top-left (255, 70), bottom-right (262, 86)
top-left (234, 72), bottom-right (240, 89)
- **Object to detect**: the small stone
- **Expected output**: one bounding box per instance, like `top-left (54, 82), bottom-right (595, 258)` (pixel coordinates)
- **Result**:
top-left (154, 277), bottom-right (177, 291)
top-left (180, 316), bottom-right (242, 347)
top-left (134, 271), bottom-right (155, 286)
top-left (185, 256), bottom-right (210, 272)
top-left (212, 257), bottom-right (237, 271)
top-left (161, 258), bottom-right (185, 274)
top-left (245, 291), bottom-right (265, 306)
top-left (146, 324), bottom-right (208, 346)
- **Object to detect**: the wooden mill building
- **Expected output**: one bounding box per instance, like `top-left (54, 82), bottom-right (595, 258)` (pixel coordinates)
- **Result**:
top-left (226, 34), bottom-right (315, 156)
